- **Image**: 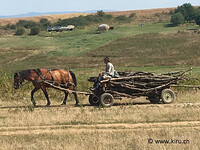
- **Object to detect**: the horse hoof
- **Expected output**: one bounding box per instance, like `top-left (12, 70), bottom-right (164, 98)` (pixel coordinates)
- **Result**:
top-left (61, 103), bottom-right (66, 106)
top-left (45, 104), bottom-right (50, 107)
top-left (75, 103), bottom-right (80, 107)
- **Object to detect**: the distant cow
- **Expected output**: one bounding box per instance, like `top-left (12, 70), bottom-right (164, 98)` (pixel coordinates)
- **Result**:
top-left (98, 24), bottom-right (110, 31)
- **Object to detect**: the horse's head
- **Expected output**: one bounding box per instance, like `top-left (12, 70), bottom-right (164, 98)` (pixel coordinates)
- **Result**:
top-left (14, 72), bottom-right (23, 89)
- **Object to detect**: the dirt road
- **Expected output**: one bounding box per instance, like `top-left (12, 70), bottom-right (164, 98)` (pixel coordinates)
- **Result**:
top-left (0, 120), bottom-right (200, 136)
top-left (1, 102), bottom-right (200, 136)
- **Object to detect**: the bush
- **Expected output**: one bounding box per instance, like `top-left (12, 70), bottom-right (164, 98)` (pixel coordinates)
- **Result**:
top-left (85, 15), bottom-right (101, 23)
top-left (5, 24), bottom-right (11, 29)
top-left (10, 24), bottom-right (16, 29)
top-left (171, 12), bottom-right (185, 26)
top-left (55, 15), bottom-right (94, 27)
top-left (16, 20), bottom-right (38, 28)
top-left (129, 12), bottom-right (136, 18)
top-left (2, 24), bottom-right (16, 30)
top-left (30, 26), bottom-right (39, 35)
top-left (15, 27), bottom-right (25, 35)
top-left (102, 14), bottom-right (113, 19)
top-left (39, 18), bottom-right (51, 29)
top-left (115, 15), bottom-right (131, 22)
top-left (195, 14), bottom-right (200, 25)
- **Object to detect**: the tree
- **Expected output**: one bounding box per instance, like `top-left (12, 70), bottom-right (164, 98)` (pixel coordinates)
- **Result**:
top-left (174, 3), bottom-right (197, 22)
top-left (30, 26), bottom-right (39, 35)
top-left (97, 10), bottom-right (105, 17)
top-left (171, 12), bottom-right (185, 26)
top-left (195, 13), bottom-right (200, 25)
top-left (16, 20), bottom-right (38, 28)
top-left (15, 27), bottom-right (25, 35)
top-left (39, 18), bottom-right (51, 29)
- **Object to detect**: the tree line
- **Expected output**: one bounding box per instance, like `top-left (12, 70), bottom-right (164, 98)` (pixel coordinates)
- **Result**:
top-left (1, 10), bottom-right (133, 36)
top-left (171, 3), bottom-right (200, 26)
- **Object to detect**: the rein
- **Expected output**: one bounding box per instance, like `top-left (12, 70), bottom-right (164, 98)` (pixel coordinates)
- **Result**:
top-left (19, 81), bottom-right (30, 88)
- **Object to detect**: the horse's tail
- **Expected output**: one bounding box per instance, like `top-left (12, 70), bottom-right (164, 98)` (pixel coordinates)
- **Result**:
top-left (69, 71), bottom-right (77, 88)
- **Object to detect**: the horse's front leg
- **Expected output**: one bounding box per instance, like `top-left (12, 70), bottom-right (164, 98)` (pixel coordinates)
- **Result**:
top-left (31, 87), bottom-right (39, 106)
top-left (41, 86), bottom-right (50, 106)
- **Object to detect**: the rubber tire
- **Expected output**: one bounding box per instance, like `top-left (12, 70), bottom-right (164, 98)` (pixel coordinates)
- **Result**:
top-left (100, 93), bottom-right (114, 107)
top-left (161, 89), bottom-right (175, 104)
top-left (89, 95), bottom-right (100, 106)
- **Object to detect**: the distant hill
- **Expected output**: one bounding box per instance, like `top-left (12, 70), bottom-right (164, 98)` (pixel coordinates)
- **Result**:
top-left (0, 8), bottom-right (174, 25)
top-left (0, 10), bottom-right (116, 19)
top-left (0, 11), bottom-right (78, 19)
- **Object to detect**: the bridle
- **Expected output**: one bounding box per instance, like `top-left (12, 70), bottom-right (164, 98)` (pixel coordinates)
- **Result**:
top-left (14, 72), bottom-right (29, 88)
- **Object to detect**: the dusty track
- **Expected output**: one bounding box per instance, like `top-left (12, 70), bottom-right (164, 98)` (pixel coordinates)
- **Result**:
top-left (1, 121), bottom-right (200, 136)
top-left (1, 101), bottom-right (200, 110)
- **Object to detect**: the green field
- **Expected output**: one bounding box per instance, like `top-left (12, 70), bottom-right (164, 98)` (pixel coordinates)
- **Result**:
top-left (1, 22), bottom-right (199, 73)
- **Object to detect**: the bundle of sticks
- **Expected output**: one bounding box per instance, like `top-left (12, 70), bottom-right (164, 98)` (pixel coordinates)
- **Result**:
top-left (100, 69), bottom-right (191, 97)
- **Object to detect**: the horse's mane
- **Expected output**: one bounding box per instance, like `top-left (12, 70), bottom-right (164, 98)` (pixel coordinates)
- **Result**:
top-left (19, 69), bottom-right (31, 79)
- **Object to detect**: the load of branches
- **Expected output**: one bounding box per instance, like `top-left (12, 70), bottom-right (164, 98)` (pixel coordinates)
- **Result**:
top-left (98, 69), bottom-right (191, 98)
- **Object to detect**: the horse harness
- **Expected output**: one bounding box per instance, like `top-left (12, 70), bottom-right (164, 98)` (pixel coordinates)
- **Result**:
top-left (33, 69), bottom-right (73, 88)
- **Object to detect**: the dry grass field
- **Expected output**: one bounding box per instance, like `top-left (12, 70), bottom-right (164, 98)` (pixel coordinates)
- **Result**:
top-left (107, 7), bottom-right (174, 17)
top-left (0, 92), bottom-right (200, 150)
top-left (0, 13), bottom-right (89, 26)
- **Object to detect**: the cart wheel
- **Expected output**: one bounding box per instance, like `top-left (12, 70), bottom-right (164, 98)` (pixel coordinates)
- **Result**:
top-left (161, 89), bottom-right (175, 104)
top-left (100, 93), bottom-right (114, 107)
top-left (89, 95), bottom-right (100, 106)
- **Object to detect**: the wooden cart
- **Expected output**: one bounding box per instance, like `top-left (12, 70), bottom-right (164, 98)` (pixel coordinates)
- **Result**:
top-left (88, 69), bottom-right (191, 107)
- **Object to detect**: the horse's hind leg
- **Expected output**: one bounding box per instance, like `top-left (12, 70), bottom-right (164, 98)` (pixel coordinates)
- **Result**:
top-left (73, 92), bottom-right (79, 106)
top-left (72, 86), bottom-right (79, 106)
top-left (61, 91), bottom-right (68, 105)
top-left (31, 87), bottom-right (39, 106)
top-left (41, 87), bottom-right (51, 106)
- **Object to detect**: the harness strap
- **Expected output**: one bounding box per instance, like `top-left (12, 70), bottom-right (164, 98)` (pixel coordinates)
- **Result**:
top-left (68, 71), bottom-right (70, 84)
top-left (33, 69), bottom-right (74, 87)
top-left (64, 71), bottom-right (70, 88)
top-left (34, 69), bottom-right (56, 83)
top-left (44, 70), bottom-right (55, 82)
top-left (33, 68), bottom-right (43, 80)
top-left (50, 70), bottom-right (55, 81)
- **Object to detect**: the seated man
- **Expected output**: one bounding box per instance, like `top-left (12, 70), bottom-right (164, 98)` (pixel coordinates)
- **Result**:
top-left (103, 56), bottom-right (114, 79)
top-left (91, 57), bottom-right (117, 91)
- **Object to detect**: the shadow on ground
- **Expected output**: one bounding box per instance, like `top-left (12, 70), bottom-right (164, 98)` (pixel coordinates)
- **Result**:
top-left (0, 101), bottom-right (159, 110)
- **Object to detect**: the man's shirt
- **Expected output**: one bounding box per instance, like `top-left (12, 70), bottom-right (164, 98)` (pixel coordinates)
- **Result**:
top-left (105, 62), bottom-right (114, 77)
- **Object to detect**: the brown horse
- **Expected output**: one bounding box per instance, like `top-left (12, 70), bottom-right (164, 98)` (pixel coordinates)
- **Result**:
top-left (14, 68), bottom-right (79, 106)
